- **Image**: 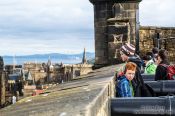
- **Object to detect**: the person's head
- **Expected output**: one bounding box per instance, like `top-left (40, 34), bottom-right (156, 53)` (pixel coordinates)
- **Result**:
top-left (156, 49), bottom-right (168, 64)
top-left (146, 52), bottom-right (154, 59)
top-left (124, 62), bottom-right (137, 81)
top-left (152, 47), bottom-right (159, 56)
top-left (142, 54), bottom-right (152, 65)
top-left (119, 43), bottom-right (135, 62)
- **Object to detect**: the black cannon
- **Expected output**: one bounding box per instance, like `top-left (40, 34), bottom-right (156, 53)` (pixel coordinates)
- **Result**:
top-left (145, 80), bottom-right (175, 96)
top-left (111, 96), bottom-right (175, 116)
top-left (142, 74), bottom-right (155, 81)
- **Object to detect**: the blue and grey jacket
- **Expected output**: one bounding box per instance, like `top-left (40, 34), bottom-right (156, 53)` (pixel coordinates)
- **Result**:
top-left (116, 75), bottom-right (134, 97)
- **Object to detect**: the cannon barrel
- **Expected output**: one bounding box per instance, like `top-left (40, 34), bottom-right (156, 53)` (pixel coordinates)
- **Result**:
top-left (142, 74), bottom-right (155, 81)
top-left (145, 80), bottom-right (175, 94)
top-left (111, 96), bottom-right (175, 116)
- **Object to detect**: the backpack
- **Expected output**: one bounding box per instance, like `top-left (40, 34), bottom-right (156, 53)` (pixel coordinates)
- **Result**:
top-left (160, 64), bottom-right (175, 80)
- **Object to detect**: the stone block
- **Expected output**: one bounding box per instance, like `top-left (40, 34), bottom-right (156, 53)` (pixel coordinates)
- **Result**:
top-left (95, 21), bottom-right (107, 27)
top-left (107, 25), bottom-right (127, 35)
top-left (95, 11), bottom-right (107, 19)
top-left (123, 3), bottom-right (138, 10)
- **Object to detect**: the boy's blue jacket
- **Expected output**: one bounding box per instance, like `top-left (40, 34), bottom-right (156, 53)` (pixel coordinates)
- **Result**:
top-left (116, 75), bottom-right (133, 97)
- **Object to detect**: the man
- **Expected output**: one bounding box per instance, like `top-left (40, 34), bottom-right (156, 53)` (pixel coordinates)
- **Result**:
top-left (119, 43), bottom-right (142, 69)
top-left (115, 43), bottom-right (154, 97)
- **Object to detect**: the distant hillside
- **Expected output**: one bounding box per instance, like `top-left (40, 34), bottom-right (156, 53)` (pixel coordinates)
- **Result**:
top-left (3, 52), bottom-right (95, 65)
top-left (3, 52), bottom-right (95, 59)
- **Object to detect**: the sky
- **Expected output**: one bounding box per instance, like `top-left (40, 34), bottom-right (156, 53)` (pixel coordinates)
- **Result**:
top-left (0, 0), bottom-right (175, 56)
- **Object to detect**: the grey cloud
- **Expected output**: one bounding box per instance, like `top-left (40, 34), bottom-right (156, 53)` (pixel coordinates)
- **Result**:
top-left (1, 0), bottom-right (174, 55)
top-left (0, 35), bottom-right (94, 55)
top-left (0, 0), bottom-right (93, 36)
top-left (140, 0), bottom-right (175, 26)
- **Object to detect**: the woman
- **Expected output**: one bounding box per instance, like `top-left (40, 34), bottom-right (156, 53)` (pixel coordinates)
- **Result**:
top-left (155, 49), bottom-right (170, 80)
top-left (142, 54), bottom-right (157, 74)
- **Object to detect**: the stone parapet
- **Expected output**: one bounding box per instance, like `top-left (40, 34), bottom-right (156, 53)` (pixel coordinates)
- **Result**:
top-left (0, 65), bottom-right (117, 116)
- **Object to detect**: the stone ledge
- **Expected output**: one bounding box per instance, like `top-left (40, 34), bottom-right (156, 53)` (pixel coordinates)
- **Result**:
top-left (0, 65), bottom-right (117, 116)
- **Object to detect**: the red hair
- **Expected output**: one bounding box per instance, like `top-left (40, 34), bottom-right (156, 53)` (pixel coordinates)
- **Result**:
top-left (125, 62), bottom-right (137, 72)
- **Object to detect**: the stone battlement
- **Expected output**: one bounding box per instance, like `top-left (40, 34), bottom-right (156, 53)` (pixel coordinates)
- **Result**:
top-left (0, 65), bottom-right (117, 116)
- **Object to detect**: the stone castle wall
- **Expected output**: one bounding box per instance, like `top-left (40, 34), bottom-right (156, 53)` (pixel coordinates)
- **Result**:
top-left (108, 2), bottom-right (139, 64)
top-left (139, 26), bottom-right (175, 62)
top-left (90, 0), bottom-right (141, 66)
top-left (113, 26), bottom-right (175, 63)
top-left (90, 0), bottom-right (175, 66)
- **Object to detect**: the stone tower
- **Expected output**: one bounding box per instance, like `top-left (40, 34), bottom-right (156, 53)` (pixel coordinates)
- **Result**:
top-left (82, 48), bottom-right (87, 64)
top-left (0, 56), bottom-right (5, 106)
top-left (89, 0), bottom-right (142, 67)
top-left (46, 56), bottom-right (52, 82)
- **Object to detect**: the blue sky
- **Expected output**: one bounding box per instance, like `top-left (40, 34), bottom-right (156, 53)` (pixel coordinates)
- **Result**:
top-left (0, 0), bottom-right (175, 55)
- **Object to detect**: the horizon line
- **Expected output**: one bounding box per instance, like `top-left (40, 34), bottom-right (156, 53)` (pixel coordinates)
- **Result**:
top-left (2, 52), bottom-right (95, 57)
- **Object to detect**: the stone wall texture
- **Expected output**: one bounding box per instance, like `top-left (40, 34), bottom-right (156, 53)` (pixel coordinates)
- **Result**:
top-left (90, 0), bottom-right (141, 67)
top-left (108, 2), bottom-right (139, 64)
top-left (139, 26), bottom-right (175, 62)
top-left (111, 26), bottom-right (175, 63)
top-left (90, 0), bottom-right (175, 65)
top-left (0, 65), bottom-right (117, 116)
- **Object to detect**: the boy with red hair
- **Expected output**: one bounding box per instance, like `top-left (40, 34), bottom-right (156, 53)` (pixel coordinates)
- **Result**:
top-left (116, 62), bottom-right (137, 97)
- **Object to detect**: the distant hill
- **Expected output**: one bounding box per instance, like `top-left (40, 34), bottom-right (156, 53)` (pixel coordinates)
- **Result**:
top-left (3, 52), bottom-right (95, 65)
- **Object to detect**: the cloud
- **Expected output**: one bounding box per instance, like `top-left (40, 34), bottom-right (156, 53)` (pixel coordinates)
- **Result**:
top-left (0, 35), bottom-right (94, 55)
top-left (0, 0), bottom-right (93, 34)
top-left (140, 0), bottom-right (175, 27)
top-left (0, 0), bottom-right (175, 56)
top-left (0, 0), bottom-right (94, 55)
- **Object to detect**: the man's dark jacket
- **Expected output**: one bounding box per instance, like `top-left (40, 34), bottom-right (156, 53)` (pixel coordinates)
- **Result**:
top-left (155, 60), bottom-right (170, 81)
top-left (128, 55), bottom-right (155, 97)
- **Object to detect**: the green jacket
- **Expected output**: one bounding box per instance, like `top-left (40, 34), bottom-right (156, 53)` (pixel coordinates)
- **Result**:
top-left (144, 60), bottom-right (157, 74)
